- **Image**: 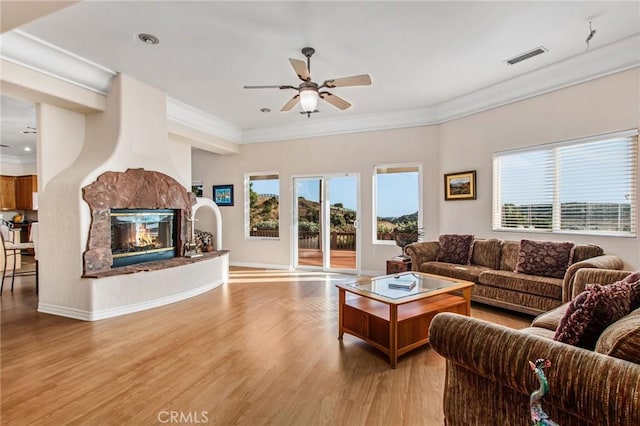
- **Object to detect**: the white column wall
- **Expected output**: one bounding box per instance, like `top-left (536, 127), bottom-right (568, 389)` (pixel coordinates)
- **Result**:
top-left (168, 134), bottom-right (193, 188)
top-left (37, 103), bottom-right (85, 191)
top-left (37, 74), bottom-right (228, 319)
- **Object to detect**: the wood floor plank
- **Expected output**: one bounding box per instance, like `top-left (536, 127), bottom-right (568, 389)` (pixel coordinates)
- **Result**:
top-left (1, 267), bottom-right (531, 425)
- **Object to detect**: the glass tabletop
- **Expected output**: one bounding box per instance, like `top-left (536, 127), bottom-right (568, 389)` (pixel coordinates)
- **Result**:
top-left (348, 272), bottom-right (461, 300)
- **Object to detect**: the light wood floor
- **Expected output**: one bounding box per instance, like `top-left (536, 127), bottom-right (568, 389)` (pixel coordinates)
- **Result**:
top-left (297, 249), bottom-right (356, 269)
top-left (1, 267), bottom-right (531, 425)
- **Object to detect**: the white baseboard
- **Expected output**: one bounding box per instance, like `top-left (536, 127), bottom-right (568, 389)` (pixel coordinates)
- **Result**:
top-left (230, 261), bottom-right (292, 270)
top-left (230, 263), bottom-right (384, 277)
top-left (37, 278), bottom-right (225, 321)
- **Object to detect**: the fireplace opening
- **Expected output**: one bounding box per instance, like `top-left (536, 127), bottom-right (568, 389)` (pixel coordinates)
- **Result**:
top-left (110, 209), bottom-right (178, 267)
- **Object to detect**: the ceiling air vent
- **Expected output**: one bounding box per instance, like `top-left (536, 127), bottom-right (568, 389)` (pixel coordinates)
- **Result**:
top-left (505, 46), bottom-right (548, 65)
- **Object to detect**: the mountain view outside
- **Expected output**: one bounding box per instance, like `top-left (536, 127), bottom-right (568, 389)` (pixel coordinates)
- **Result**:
top-left (248, 169), bottom-right (423, 244)
top-left (296, 178), bottom-right (358, 252)
top-left (248, 175), bottom-right (279, 237)
top-left (496, 137), bottom-right (635, 233)
top-left (375, 166), bottom-right (420, 240)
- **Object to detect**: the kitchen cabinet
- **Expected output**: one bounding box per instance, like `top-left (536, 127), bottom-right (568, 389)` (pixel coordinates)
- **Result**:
top-left (0, 176), bottom-right (16, 210)
top-left (15, 175), bottom-right (37, 210)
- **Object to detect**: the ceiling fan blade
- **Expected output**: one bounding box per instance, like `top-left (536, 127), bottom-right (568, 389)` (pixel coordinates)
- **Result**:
top-left (289, 58), bottom-right (310, 81)
top-left (319, 92), bottom-right (351, 110)
top-left (321, 74), bottom-right (372, 88)
top-left (244, 85), bottom-right (297, 90)
top-left (281, 94), bottom-right (300, 111)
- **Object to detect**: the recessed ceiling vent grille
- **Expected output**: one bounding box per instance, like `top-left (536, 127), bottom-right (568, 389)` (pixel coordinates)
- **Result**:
top-left (505, 46), bottom-right (548, 65)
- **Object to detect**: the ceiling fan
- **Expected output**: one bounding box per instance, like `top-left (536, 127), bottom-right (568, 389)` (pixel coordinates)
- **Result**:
top-left (243, 47), bottom-right (372, 118)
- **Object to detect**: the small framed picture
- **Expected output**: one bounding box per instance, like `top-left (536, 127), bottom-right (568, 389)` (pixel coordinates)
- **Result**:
top-left (191, 181), bottom-right (203, 197)
top-left (444, 170), bottom-right (476, 201)
top-left (212, 184), bottom-right (234, 206)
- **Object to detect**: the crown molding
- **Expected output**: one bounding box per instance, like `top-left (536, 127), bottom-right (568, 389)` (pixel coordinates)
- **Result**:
top-left (0, 154), bottom-right (36, 165)
top-left (434, 34), bottom-right (640, 124)
top-left (2, 29), bottom-right (638, 144)
top-left (0, 30), bottom-right (115, 94)
top-left (241, 106), bottom-right (439, 143)
top-left (166, 98), bottom-right (242, 143)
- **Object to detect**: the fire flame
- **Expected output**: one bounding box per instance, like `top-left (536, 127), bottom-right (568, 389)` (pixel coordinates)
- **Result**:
top-left (136, 224), bottom-right (156, 247)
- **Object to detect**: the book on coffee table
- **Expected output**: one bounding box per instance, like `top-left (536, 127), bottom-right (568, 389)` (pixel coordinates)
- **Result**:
top-left (388, 278), bottom-right (416, 290)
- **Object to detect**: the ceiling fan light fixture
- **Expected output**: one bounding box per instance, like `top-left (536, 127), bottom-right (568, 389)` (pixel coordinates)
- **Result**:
top-left (299, 88), bottom-right (318, 112)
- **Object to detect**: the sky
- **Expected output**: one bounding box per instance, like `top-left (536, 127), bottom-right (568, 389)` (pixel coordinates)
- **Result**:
top-left (252, 174), bottom-right (419, 218)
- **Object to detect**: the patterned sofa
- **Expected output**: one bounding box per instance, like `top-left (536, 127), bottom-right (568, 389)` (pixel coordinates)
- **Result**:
top-left (429, 268), bottom-right (640, 425)
top-left (405, 236), bottom-right (624, 315)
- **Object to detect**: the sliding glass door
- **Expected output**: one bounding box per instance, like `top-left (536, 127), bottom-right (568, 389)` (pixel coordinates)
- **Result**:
top-left (293, 174), bottom-right (359, 273)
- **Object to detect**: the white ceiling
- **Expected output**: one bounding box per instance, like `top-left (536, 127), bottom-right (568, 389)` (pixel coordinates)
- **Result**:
top-left (1, 1), bottom-right (639, 157)
top-left (0, 96), bottom-right (37, 162)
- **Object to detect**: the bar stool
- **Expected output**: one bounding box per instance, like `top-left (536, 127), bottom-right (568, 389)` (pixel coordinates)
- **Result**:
top-left (1, 219), bottom-right (36, 295)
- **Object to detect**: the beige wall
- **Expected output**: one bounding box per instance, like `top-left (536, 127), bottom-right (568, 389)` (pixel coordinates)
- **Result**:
top-left (193, 68), bottom-right (640, 271)
top-left (439, 68), bottom-right (640, 269)
top-left (192, 126), bottom-right (440, 274)
top-left (37, 74), bottom-right (227, 319)
top-left (0, 162), bottom-right (36, 175)
top-left (168, 134), bottom-right (193, 188)
top-left (37, 103), bottom-right (85, 191)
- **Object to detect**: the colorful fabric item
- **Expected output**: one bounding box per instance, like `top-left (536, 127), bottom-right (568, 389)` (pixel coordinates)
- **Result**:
top-left (620, 271), bottom-right (640, 309)
top-left (515, 239), bottom-right (575, 279)
top-left (554, 281), bottom-right (633, 349)
top-left (436, 234), bottom-right (474, 265)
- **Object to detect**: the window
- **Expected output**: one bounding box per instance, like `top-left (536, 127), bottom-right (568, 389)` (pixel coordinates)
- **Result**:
top-left (373, 164), bottom-right (422, 243)
top-left (246, 173), bottom-right (279, 239)
top-left (493, 130), bottom-right (638, 236)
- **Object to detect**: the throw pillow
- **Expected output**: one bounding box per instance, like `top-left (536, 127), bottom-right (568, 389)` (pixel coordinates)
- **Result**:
top-left (554, 281), bottom-right (633, 349)
top-left (515, 239), bottom-right (575, 279)
top-left (436, 234), bottom-right (474, 265)
top-left (620, 271), bottom-right (640, 309)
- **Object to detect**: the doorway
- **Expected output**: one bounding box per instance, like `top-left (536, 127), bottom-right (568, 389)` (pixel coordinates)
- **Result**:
top-left (293, 174), bottom-right (359, 273)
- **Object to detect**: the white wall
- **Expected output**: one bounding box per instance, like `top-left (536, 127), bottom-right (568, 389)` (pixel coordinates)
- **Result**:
top-left (192, 126), bottom-right (440, 274)
top-left (37, 74), bottom-right (228, 319)
top-left (37, 103), bottom-right (85, 191)
top-left (0, 162), bottom-right (36, 175)
top-left (193, 68), bottom-right (640, 271)
top-left (439, 68), bottom-right (640, 269)
top-left (168, 134), bottom-right (193, 188)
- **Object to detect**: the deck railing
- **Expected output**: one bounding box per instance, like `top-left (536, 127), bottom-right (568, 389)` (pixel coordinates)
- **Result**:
top-left (249, 229), bottom-right (279, 238)
top-left (297, 231), bottom-right (357, 251)
top-left (250, 230), bottom-right (398, 249)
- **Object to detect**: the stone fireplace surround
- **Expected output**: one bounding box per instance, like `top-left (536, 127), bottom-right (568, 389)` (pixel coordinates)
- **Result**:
top-left (82, 168), bottom-right (196, 275)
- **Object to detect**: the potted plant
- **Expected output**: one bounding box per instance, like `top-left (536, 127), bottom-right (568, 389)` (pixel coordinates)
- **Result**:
top-left (393, 222), bottom-right (423, 259)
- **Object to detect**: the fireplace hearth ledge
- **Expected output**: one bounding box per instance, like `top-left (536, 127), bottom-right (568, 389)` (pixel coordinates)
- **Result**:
top-left (82, 250), bottom-right (229, 278)
top-left (38, 250), bottom-right (229, 321)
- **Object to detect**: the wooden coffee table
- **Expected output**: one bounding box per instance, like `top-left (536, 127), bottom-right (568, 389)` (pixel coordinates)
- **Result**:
top-left (336, 272), bottom-right (473, 368)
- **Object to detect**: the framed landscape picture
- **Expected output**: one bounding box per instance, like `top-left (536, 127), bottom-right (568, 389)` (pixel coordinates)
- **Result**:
top-left (191, 181), bottom-right (203, 197)
top-left (444, 170), bottom-right (476, 201)
top-left (213, 184), bottom-right (234, 206)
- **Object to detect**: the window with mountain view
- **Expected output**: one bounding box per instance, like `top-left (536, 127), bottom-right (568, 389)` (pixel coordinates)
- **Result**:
top-left (373, 164), bottom-right (422, 243)
top-left (493, 130), bottom-right (638, 236)
top-left (246, 173), bottom-right (279, 238)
